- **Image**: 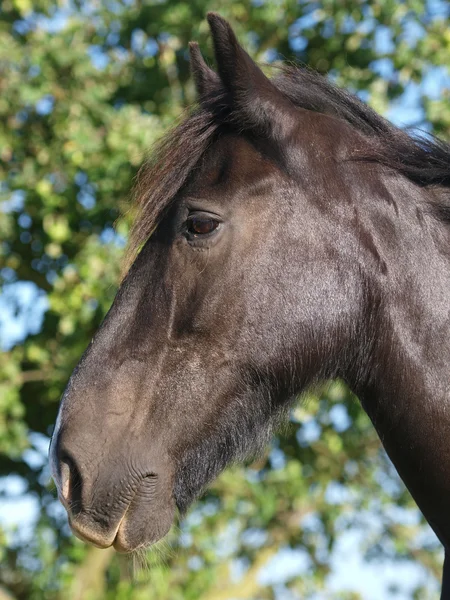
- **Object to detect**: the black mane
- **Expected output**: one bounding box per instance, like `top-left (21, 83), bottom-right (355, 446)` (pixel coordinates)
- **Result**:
top-left (125, 64), bottom-right (450, 271)
top-left (275, 66), bottom-right (450, 188)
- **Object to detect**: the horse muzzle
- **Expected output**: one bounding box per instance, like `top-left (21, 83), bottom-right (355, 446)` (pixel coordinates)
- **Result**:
top-left (50, 432), bottom-right (175, 552)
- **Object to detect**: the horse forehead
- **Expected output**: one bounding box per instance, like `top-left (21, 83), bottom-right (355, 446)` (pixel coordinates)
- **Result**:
top-left (192, 133), bottom-right (280, 193)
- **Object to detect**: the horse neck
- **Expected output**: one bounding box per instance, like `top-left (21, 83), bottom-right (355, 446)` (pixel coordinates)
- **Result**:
top-left (360, 179), bottom-right (450, 402)
top-left (347, 177), bottom-right (450, 548)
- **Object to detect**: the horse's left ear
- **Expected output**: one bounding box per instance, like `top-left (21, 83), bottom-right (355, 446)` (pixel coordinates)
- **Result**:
top-left (206, 12), bottom-right (297, 140)
top-left (189, 42), bottom-right (222, 99)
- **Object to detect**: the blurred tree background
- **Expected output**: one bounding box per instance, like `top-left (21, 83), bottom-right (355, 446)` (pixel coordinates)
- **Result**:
top-left (0, 0), bottom-right (449, 598)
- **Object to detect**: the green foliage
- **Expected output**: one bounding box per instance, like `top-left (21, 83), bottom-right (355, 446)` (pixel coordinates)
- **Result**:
top-left (1, 0), bottom-right (448, 598)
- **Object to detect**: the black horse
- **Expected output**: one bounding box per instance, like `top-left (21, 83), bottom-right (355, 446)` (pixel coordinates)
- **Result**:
top-left (50, 13), bottom-right (450, 596)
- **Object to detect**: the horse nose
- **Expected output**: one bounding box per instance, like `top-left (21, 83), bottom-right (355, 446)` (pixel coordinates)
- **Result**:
top-left (58, 454), bottom-right (82, 507)
top-left (50, 420), bottom-right (86, 510)
top-left (51, 435), bottom-right (84, 510)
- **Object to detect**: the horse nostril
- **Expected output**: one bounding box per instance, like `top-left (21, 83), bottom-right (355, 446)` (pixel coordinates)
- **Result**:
top-left (60, 460), bottom-right (71, 501)
top-left (59, 455), bottom-right (83, 512)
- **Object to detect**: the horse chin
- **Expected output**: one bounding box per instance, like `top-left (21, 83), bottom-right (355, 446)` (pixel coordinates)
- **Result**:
top-left (112, 514), bottom-right (173, 554)
top-left (111, 493), bottom-right (175, 554)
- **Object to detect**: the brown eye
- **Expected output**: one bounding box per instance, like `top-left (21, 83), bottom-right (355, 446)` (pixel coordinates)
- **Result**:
top-left (187, 216), bottom-right (220, 236)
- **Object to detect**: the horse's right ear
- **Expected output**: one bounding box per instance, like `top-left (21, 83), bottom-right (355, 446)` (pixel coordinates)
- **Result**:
top-left (206, 12), bottom-right (298, 141)
top-left (189, 42), bottom-right (222, 99)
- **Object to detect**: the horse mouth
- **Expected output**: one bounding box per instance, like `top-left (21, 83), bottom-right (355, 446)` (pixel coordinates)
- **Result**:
top-left (69, 517), bottom-right (118, 549)
top-left (68, 504), bottom-right (174, 553)
top-left (68, 514), bottom-right (144, 553)
top-left (67, 475), bottom-right (175, 553)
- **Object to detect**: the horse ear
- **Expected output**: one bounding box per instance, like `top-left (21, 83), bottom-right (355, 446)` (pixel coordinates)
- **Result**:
top-left (206, 12), bottom-right (297, 138)
top-left (189, 42), bottom-right (222, 99)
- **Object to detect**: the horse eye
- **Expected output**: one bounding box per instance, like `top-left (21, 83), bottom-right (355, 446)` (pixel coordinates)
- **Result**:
top-left (187, 216), bottom-right (219, 236)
